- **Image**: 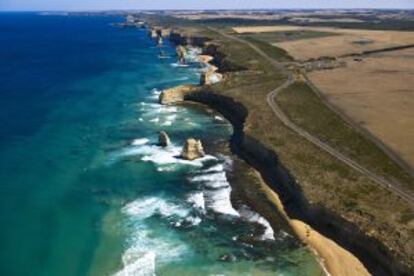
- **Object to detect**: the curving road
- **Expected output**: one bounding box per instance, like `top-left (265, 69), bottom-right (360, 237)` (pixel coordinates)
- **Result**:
top-left (211, 28), bottom-right (414, 206)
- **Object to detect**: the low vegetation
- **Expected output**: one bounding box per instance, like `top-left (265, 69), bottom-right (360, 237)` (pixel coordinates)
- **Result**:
top-left (238, 30), bottom-right (337, 44)
top-left (277, 81), bottom-right (414, 189)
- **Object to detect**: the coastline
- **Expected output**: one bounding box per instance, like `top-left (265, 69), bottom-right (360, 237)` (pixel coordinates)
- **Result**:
top-left (158, 45), bottom-right (370, 275)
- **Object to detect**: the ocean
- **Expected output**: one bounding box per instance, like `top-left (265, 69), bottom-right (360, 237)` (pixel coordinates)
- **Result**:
top-left (0, 13), bottom-right (322, 275)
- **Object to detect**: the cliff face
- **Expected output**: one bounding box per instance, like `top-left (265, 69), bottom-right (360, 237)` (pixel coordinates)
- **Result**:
top-left (169, 31), bottom-right (210, 47)
top-left (183, 90), bottom-right (412, 276)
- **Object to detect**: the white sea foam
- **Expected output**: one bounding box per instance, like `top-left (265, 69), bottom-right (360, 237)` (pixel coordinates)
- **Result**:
top-left (191, 172), bottom-right (227, 183)
top-left (204, 164), bottom-right (225, 173)
top-left (114, 250), bottom-right (155, 276)
top-left (170, 63), bottom-right (189, 68)
top-left (149, 117), bottom-right (160, 123)
top-left (117, 196), bottom-right (193, 276)
top-left (190, 172), bottom-right (229, 189)
top-left (131, 138), bottom-right (150, 146)
top-left (214, 115), bottom-right (224, 121)
top-left (238, 205), bottom-right (275, 240)
top-left (123, 196), bottom-right (189, 219)
top-left (185, 47), bottom-right (203, 62)
top-left (110, 142), bottom-right (216, 168)
top-left (149, 88), bottom-right (161, 100)
top-left (204, 187), bottom-right (239, 217)
top-left (186, 192), bottom-right (205, 212)
top-left (161, 120), bottom-right (172, 126)
top-left (165, 114), bottom-right (177, 121)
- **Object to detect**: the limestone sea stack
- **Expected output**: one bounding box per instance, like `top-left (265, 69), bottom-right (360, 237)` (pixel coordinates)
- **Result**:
top-left (180, 138), bottom-right (205, 160)
top-left (158, 131), bottom-right (170, 147)
top-left (176, 45), bottom-right (186, 64)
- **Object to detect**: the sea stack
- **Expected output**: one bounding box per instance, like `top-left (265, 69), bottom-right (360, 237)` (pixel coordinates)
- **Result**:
top-left (158, 131), bottom-right (170, 147)
top-left (181, 138), bottom-right (205, 160)
top-left (176, 45), bottom-right (186, 64)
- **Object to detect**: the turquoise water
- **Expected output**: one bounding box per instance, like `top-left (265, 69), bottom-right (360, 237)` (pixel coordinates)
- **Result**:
top-left (0, 13), bottom-right (322, 275)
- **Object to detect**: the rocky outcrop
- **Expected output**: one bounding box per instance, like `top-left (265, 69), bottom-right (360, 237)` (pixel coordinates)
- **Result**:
top-left (180, 138), bottom-right (205, 160)
top-left (148, 29), bottom-right (158, 39)
top-left (158, 131), bottom-right (170, 147)
top-left (159, 85), bottom-right (196, 105)
top-left (200, 70), bottom-right (223, 85)
top-left (176, 45), bottom-right (186, 64)
top-left (148, 27), bottom-right (170, 39)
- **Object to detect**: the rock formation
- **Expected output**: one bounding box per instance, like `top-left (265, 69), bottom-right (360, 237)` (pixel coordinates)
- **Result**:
top-left (180, 138), bottom-right (205, 160)
top-left (159, 85), bottom-right (196, 105)
top-left (200, 70), bottom-right (223, 85)
top-left (176, 45), bottom-right (186, 64)
top-left (158, 131), bottom-right (170, 147)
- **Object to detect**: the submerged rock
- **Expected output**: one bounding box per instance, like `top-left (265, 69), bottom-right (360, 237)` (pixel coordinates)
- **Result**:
top-left (158, 131), bottom-right (170, 147)
top-left (180, 138), bottom-right (205, 160)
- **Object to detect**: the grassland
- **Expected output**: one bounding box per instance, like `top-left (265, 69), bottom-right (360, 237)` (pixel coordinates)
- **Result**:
top-left (233, 26), bottom-right (414, 60)
top-left (308, 49), bottom-right (414, 173)
top-left (277, 81), bottom-right (414, 188)
top-left (238, 30), bottom-right (337, 44)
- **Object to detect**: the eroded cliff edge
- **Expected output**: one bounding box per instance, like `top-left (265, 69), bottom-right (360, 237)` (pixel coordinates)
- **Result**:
top-left (163, 30), bottom-right (413, 275)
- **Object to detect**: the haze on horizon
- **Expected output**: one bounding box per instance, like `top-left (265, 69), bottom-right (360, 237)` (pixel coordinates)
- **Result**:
top-left (1, 0), bottom-right (413, 11)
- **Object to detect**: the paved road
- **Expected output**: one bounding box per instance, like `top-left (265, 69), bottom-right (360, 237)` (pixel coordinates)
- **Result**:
top-left (211, 28), bottom-right (414, 206)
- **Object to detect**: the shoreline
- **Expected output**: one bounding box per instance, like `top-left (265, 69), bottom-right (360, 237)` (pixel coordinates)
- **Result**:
top-left (160, 48), bottom-right (369, 274)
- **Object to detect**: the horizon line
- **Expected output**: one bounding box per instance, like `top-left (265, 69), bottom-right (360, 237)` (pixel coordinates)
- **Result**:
top-left (1, 7), bottom-right (414, 12)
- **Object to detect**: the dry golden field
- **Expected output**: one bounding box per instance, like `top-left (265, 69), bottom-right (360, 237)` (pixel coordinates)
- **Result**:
top-left (308, 48), bottom-right (414, 170)
top-left (233, 26), bottom-right (414, 60)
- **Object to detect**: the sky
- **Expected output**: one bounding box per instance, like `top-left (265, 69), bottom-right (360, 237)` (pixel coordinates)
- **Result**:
top-left (1, 0), bottom-right (413, 11)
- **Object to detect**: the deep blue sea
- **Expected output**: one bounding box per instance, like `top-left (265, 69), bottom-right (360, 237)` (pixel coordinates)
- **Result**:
top-left (0, 13), bottom-right (322, 275)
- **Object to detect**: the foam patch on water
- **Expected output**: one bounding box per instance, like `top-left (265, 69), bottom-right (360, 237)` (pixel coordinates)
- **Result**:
top-left (187, 161), bottom-right (240, 217)
top-left (203, 164), bottom-right (225, 173)
top-left (185, 47), bottom-right (203, 63)
top-left (116, 196), bottom-right (196, 275)
top-left (148, 88), bottom-right (161, 100)
top-left (109, 140), bottom-right (216, 168)
top-left (238, 205), bottom-right (275, 240)
top-left (114, 250), bottom-right (155, 276)
top-left (204, 187), bottom-right (240, 217)
top-left (190, 172), bottom-right (229, 189)
top-left (186, 192), bottom-right (205, 213)
top-left (131, 138), bottom-right (150, 146)
top-left (170, 62), bottom-right (189, 68)
top-left (123, 196), bottom-right (190, 219)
